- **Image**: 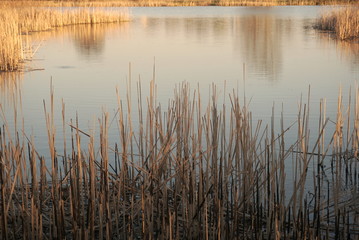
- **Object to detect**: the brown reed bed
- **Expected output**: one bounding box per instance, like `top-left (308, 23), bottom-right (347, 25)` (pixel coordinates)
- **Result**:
top-left (1, 81), bottom-right (359, 239)
top-left (0, 0), bottom-right (354, 8)
top-left (0, 71), bottom-right (23, 106)
top-left (0, 7), bottom-right (129, 72)
top-left (316, 6), bottom-right (359, 40)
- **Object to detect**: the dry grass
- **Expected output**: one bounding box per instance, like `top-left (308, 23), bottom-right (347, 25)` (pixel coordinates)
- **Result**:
top-left (316, 6), bottom-right (359, 40)
top-left (17, 8), bottom-right (129, 33)
top-left (0, 0), bottom-right (354, 8)
top-left (1, 81), bottom-right (359, 238)
top-left (0, 7), bottom-right (129, 72)
top-left (0, 10), bottom-right (23, 72)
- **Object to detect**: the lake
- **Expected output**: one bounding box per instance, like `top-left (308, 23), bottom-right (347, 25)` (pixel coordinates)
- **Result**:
top-left (2, 6), bottom-right (359, 238)
top-left (1, 6), bottom-right (359, 153)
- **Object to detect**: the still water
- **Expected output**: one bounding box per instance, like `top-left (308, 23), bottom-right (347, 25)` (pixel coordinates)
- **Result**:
top-left (1, 6), bottom-right (359, 152)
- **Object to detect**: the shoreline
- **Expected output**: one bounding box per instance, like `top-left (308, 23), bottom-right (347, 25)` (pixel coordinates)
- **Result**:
top-left (0, 0), bottom-right (356, 8)
top-left (1, 83), bottom-right (359, 239)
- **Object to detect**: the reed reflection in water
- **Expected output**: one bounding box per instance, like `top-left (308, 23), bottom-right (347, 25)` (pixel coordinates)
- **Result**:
top-left (333, 39), bottom-right (359, 73)
top-left (315, 30), bottom-right (359, 74)
top-left (72, 25), bottom-right (106, 58)
top-left (340, 41), bottom-right (359, 73)
top-left (0, 71), bottom-right (23, 107)
top-left (26, 22), bottom-right (129, 64)
top-left (234, 15), bottom-right (292, 81)
top-left (135, 14), bottom-right (293, 82)
top-left (4, 6), bottom-right (359, 155)
top-left (71, 24), bottom-right (127, 60)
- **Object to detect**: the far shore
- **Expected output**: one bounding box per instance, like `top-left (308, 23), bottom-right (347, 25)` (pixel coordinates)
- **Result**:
top-left (0, 0), bottom-right (357, 8)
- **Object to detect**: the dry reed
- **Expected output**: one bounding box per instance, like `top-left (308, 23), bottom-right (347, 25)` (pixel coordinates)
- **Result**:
top-left (0, 0), bottom-right (354, 7)
top-left (0, 10), bottom-right (23, 72)
top-left (0, 80), bottom-right (359, 239)
top-left (316, 6), bottom-right (359, 40)
top-left (0, 7), bottom-right (129, 72)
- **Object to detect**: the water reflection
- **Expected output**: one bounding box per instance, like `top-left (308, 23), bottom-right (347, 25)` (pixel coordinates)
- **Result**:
top-left (24, 11), bottom-right (303, 82)
top-left (336, 41), bottom-right (359, 73)
top-left (137, 14), bottom-right (291, 81)
top-left (317, 32), bottom-right (359, 74)
top-left (234, 16), bottom-right (292, 81)
top-left (0, 71), bottom-right (23, 106)
top-left (71, 24), bottom-right (110, 59)
top-left (2, 6), bottom-right (359, 158)
top-left (29, 23), bottom-right (129, 62)
top-left (71, 23), bottom-right (129, 60)
top-left (141, 17), bottom-right (231, 42)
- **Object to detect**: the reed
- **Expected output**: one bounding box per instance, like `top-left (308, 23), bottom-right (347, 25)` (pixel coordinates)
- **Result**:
top-left (0, 10), bottom-right (23, 72)
top-left (316, 6), bottom-right (359, 40)
top-left (1, 80), bottom-right (359, 238)
top-left (0, 7), bottom-right (129, 72)
top-left (0, 0), bottom-right (354, 7)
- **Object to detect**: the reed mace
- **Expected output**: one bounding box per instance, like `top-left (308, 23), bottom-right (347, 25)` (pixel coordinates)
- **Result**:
top-left (1, 80), bottom-right (359, 238)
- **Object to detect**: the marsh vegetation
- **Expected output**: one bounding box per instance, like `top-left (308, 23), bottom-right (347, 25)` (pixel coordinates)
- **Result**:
top-left (1, 82), bottom-right (359, 239)
top-left (1, 1), bottom-right (359, 239)
top-left (316, 6), bottom-right (359, 40)
top-left (0, 7), bottom-right (129, 71)
top-left (0, 0), bottom-right (355, 7)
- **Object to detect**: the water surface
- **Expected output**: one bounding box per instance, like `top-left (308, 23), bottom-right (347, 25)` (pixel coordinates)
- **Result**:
top-left (1, 6), bottom-right (359, 152)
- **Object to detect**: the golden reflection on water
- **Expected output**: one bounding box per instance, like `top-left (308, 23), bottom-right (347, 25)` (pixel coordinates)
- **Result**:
top-left (0, 71), bottom-right (23, 107)
top-left (71, 23), bottom-right (130, 60)
top-left (28, 23), bottom-right (129, 60)
top-left (139, 16), bottom-right (232, 42)
top-left (72, 24), bottom-right (106, 57)
top-left (4, 10), bottom-right (357, 92)
top-left (235, 15), bottom-right (292, 81)
top-left (0, 23), bottom-right (128, 88)
top-left (137, 15), bottom-right (291, 81)
top-left (336, 41), bottom-right (359, 72)
top-left (317, 31), bottom-right (359, 73)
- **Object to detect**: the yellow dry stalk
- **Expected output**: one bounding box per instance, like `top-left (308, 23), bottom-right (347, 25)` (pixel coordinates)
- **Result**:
top-left (0, 7), bottom-right (129, 72)
top-left (0, 10), bottom-right (23, 71)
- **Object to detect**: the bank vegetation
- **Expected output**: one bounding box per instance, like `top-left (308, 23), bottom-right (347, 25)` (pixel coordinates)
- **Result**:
top-left (1, 82), bottom-right (359, 238)
top-left (0, 7), bottom-right (129, 72)
top-left (0, 0), bottom-right (356, 7)
top-left (316, 6), bottom-right (359, 40)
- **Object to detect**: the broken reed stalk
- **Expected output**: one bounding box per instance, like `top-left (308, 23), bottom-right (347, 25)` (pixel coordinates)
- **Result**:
top-left (1, 82), bottom-right (359, 238)
top-left (0, 7), bottom-right (129, 71)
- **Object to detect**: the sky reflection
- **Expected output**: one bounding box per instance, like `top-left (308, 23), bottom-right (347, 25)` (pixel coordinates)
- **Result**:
top-left (1, 6), bottom-right (359, 150)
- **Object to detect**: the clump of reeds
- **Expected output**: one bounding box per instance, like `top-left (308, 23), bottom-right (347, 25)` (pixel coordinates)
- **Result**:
top-left (0, 7), bottom-right (129, 71)
top-left (0, 71), bottom-right (23, 106)
top-left (0, 10), bottom-right (23, 72)
top-left (0, 0), bottom-right (354, 8)
top-left (17, 8), bottom-right (129, 33)
top-left (1, 80), bottom-right (359, 238)
top-left (316, 6), bottom-right (359, 40)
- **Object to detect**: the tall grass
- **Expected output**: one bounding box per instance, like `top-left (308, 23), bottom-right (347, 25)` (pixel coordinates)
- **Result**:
top-left (1, 81), bottom-right (359, 238)
top-left (0, 10), bottom-right (23, 72)
top-left (316, 6), bottom-right (359, 40)
top-left (0, 0), bottom-right (354, 7)
top-left (0, 7), bottom-right (129, 72)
